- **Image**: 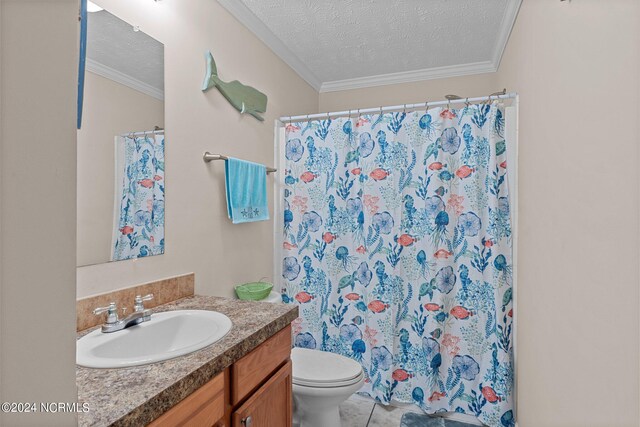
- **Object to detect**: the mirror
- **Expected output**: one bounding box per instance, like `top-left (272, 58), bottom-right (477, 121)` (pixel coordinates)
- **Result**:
top-left (77, 6), bottom-right (165, 267)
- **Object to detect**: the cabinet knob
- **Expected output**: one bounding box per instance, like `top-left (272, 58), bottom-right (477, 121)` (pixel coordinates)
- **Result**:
top-left (242, 416), bottom-right (253, 427)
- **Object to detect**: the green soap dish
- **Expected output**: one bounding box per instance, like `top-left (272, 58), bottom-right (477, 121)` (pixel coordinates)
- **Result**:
top-left (235, 282), bottom-right (274, 301)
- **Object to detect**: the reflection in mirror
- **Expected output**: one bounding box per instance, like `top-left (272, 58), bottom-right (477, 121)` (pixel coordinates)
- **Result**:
top-left (77, 8), bottom-right (165, 267)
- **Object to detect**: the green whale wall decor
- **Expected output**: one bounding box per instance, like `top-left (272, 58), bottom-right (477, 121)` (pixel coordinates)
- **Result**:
top-left (201, 51), bottom-right (267, 121)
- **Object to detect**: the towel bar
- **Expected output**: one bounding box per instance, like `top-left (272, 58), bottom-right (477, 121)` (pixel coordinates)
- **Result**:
top-left (203, 152), bottom-right (277, 174)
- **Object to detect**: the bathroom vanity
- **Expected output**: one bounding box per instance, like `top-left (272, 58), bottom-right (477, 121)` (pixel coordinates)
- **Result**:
top-left (76, 295), bottom-right (298, 426)
top-left (150, 326), bottom-right (292, 427)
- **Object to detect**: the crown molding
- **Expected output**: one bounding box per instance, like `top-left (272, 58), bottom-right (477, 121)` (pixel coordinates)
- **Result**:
top-left (492, 0), bottom-right (523, 68)
top-left (217, 0), bottom-right (522, 94)
top-left (86, 58), bottom-right (164, 101)
top-left (319, 61), bottom-right (497, 93)
top-left (217, 0), bottom-right (323, 91)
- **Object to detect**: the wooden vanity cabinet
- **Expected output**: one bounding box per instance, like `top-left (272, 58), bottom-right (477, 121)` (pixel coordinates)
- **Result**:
top-left (149, 325), bottom-right (292, 427)
top-left (149, 371), bottom-right (225, 427)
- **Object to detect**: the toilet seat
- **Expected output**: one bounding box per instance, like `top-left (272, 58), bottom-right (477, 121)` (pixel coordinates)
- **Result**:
top-left (291, 347), bottom-right (364, 388)
top-left (293, 371), bottom-right (364, 388)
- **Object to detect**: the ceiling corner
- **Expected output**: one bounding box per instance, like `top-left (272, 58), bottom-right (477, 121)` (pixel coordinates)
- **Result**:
top-left (492, 0), bottom-right (523, 70)
top-left (219, 0), bottom-right (522, 93)
top-left (217, 0), bottom-right (323, 92)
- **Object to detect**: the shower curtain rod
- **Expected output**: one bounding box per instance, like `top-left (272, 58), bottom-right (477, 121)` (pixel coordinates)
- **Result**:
top-left (279, 92), bottom-right (517, 122)
top-left (121, 129), bottom-right (165, 137)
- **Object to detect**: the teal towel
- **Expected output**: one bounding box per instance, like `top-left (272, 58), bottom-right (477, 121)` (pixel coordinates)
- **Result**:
top-left (225, 157), bottom-right (269, 224)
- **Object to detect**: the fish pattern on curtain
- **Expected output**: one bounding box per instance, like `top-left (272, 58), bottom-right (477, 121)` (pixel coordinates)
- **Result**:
top-left (113, 133), bottom-right (165, 261)
top-left (281, 105), bottom-right (514, 427)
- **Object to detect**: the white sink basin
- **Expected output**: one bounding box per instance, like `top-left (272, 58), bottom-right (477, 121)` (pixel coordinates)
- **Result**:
top-left (77, 310), bottom-right (232, 368)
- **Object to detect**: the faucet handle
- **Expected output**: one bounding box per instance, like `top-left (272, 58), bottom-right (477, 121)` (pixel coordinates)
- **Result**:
top-left (93, 302), bottom-right (119, 324)
top-left (134, 294), bottom-right (154, 312)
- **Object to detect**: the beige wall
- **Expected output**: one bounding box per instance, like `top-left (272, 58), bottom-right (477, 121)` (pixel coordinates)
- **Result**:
top-left (0, 0), bottom-right (78, 425)
top-left (0, 0), bottom-right (3, 416)
top-left (77, 71), bottom-right (164, 266)
top-left (496, 0), bottom-right (639, 425)
top-left (76, 0), bottom-right (318, 298)
top-left (321, 1), bottom-right (640, 426)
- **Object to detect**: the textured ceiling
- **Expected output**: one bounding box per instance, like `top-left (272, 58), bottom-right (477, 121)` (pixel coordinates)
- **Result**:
top-left (220, 0), bottom-right (520, 91)
top-left (87, 10), bottom-right (164, 93)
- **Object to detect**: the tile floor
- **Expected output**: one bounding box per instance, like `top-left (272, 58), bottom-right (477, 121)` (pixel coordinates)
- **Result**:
top-left (339, 394), bottom-right (420, 427)
top-left (339, 394), bottom-right (483, 427)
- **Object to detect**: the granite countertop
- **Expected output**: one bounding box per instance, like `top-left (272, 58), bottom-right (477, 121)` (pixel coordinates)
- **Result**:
top-left (76, 295), bottom-right (298, 427)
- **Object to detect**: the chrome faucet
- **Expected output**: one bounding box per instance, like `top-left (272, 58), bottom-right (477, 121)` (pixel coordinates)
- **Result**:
top-left (93, 294), bottom-right (154, 333)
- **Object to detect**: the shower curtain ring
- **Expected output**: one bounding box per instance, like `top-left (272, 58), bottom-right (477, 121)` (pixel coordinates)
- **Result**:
top-left (465, 98), bottom-right (470, 107)
top-left (425, 100), bottom-right (430, 113)
top-left (403, 104), bottom-right (407, 113)
top-left (379, 106), bottom-right (383, 115)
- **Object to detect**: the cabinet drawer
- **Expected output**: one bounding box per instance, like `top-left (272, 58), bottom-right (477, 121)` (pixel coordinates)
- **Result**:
top-left (149, 370), bottom-right (225, 427)
top-left (232, 325), bottom-right (291, 405)
top-left (232, 360), bottom-right (292, 427)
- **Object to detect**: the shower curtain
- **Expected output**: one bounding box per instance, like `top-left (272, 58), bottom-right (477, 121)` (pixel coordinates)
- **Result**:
top-left (113, 133), bottom-right (165, 261)
top-left (280, 104), bottom-right (514, 427)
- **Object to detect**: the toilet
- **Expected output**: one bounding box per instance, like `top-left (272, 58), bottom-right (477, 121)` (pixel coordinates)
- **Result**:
top-left (263, 291), bottom-right (365, 427)
top-left (291, 347), bottom-right (365, 427)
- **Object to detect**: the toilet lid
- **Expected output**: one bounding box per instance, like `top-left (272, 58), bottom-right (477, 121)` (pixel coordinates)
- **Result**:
top-left (291, 348), bottom-right (363, 387)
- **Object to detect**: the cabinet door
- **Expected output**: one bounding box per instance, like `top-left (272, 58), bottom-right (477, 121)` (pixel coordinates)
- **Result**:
top-left (232, 325), bottom-right (291, 405)
top-left (232, 360), bottom-right (292, 427)
top-left (149, 370), bottom-right (225, 427)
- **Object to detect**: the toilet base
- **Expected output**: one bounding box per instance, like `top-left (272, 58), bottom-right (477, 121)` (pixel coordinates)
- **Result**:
top-left (292, 375), bottom-right (364, 427)
top-left (296, 406), bottom-right (341, 427)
